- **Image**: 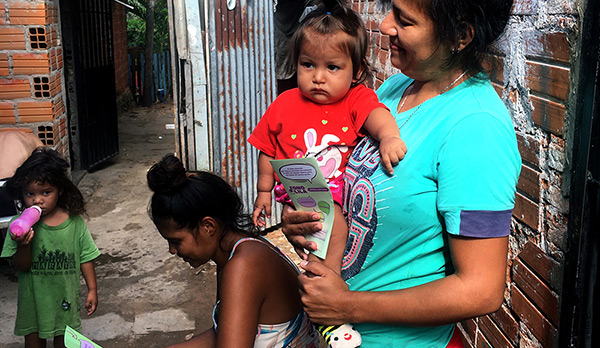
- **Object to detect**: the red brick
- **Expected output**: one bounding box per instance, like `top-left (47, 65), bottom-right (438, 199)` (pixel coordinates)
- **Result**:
top-left (475, 330), bottom-right (492, 348)
top-left (46, 3), bottom-right (58, 24)
top-left (0, 53), bottom-right (10, 76)
top-left (51, 48), bottom-right (63, 70)
top-left (380, 34), bottom-right (390, 50)
top-left (51, 27), bottom-right (58, 46)
top-left (511, 286), bottom-right (558, 347)
top-left (17, 100), bottom-right (53, 123)
top-left (518, 242), bottom-right (562, 291)
top-left (0, 101), bottom-right (15, 124)
top-left (53, 97), bottom-right (65, 116)
top-left (530, 95), bottom-right (565, 136)
top-left (460, 318), bottom-right (478, 345)
top-left (50, 72), bottom-right (61, 96)
top-left (525, 61), bottom-right (569, 101)
top-left (0, 78), bottom-right (30, 99)
top-left (366, 19), bottom-right (379, 31)
top-left (516, 133), bottom-right (540, 168)
top-left (523, 31), bottom-right (570, 64)
top-left (479, 315), bottom-right (515, 348)
top-left (512, 258), bottom-right (559, 326)
top-left (0, 4), bottom-right (6, 25)
top-left (378, 49), bottom-right (389, 66)
top-left (514, 192), bottom-right (539, 230)
top-left (456, 325), bottom-right (474, 348)
top-left (489, 306), bottom-right (519, 346)
top-left (517, 165), bottom-right (540, 202)
top-left (0, 27), bottom-right (26, 50)
top-left (9, 2), bottom-right (48, 25)
top-left (12, 53), bottom-right (50, 75)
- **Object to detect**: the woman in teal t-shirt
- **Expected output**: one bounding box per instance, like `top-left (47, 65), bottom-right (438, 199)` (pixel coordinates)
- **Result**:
top-left (280, 0), bottom-right (520, 346)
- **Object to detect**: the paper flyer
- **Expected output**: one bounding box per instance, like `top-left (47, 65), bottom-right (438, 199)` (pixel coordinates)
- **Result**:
top-left (64, 325), bottom-right (102, 348)
top-left (270, 157), bottom-right (334, 259)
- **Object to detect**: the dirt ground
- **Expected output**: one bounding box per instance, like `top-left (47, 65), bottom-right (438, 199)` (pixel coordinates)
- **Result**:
top-left (0, 101), bottom-right (298, 347)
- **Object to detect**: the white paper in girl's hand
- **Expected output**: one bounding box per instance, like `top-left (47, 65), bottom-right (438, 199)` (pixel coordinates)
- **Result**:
top-left (271, 157), bottom-right (334, 259)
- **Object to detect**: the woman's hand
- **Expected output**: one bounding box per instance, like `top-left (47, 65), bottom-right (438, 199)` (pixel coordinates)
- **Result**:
top-left (280, 205), bottom-right (322, 260)
top-left (298, 260), bottom-right (351, 325)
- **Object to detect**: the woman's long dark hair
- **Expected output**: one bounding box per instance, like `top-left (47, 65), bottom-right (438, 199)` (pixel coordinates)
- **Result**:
top-left (147, 154), bottom-right (259, 237)
top-left (6, 147), bottom-right (86, 215)
top-left (411, 0), bottom-right (514, 73)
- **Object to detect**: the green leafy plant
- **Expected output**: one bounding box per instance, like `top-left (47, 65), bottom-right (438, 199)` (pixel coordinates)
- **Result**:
top-left (126, 0), bottom-right (169, 52)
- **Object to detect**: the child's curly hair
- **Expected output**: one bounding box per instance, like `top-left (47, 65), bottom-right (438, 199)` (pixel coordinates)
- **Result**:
top-left (6, 147), bottom-right (86, 215)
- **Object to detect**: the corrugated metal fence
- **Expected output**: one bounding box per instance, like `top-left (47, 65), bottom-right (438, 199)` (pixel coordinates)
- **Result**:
top-left (168, 0), bottom-right (280, 223)
top-left (207, 0), bottom-right (277, 218)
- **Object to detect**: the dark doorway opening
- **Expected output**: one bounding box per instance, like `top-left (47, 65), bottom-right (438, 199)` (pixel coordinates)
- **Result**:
top-left (60, 0), bottom-right (119, 171)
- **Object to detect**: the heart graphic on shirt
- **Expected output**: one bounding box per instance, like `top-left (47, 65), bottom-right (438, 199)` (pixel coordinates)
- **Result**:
top-left (342, 127), bottom-right (348, 132)
top-left (322, 120), bottom-right (328, 125)
top-left (291, 134), bottom-right (297, 139)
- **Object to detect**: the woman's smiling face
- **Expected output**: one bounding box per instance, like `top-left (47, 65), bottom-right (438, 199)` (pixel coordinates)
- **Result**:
top-left (380, 0), bottom-right (450, 80)
top-left (158, 220), bottom-right (216, 268)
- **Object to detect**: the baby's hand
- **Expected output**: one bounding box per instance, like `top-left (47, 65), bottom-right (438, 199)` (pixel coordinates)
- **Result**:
top-left (11, 228), bottom-right (34, 246)
top-left (379, 136), bottom-right (407, 175)
top-left (252, 192), bottom-right (272, 227)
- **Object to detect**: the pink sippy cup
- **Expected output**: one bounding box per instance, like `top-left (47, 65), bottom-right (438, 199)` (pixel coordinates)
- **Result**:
top-left (9, 205), bottom-right (42, 237)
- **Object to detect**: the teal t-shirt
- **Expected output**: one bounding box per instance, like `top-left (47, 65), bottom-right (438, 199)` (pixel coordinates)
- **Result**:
top-left (1, 214), bottom-right (100, 339)
top-left (340, 73), bottom-right (521, 347)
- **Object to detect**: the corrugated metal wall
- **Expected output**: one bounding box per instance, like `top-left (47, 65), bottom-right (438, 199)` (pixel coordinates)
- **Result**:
top-left (167, 0), bottom-right (280, 222)
top-left (206, 0), bottom-right (280, 222)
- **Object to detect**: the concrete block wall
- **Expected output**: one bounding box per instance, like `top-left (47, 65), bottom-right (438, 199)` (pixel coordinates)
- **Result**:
top-left (352, 0), bottom-right (576, 347)
top-left (0, 0), bottom-right (69, 158)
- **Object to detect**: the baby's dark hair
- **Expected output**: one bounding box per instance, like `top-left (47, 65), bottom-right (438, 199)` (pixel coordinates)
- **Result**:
top-left (147, 154), bottom-right (259, 237)
top-left (5, 147), bottom-right (85, 215)
top-left (286, 0), bottom-right (371, 85)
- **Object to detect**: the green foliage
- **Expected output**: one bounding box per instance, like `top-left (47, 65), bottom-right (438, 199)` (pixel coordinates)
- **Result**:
top-left (126, 0), bottom-right (170, 52)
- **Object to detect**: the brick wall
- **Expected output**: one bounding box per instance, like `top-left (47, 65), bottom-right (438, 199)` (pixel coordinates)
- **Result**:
top-left (0, 0), bottom-right (69, 158)
top-left (352, 0), bottom-right (575, 346)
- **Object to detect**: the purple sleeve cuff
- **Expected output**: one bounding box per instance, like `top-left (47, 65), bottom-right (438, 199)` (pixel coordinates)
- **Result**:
top-left (459, 209), bottom-right (513, 237)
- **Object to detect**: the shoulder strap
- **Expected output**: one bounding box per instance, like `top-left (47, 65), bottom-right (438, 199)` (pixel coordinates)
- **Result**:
top-left (229, 236), bottom-right (300, 274)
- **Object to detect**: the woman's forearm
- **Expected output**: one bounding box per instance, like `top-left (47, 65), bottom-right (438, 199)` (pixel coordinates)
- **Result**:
top-left (301, 236), bottom-right (507, 327)
top-left (346, 273), bottom-right (503, 326)
top-left (348, 236), bottom-right (507, 326)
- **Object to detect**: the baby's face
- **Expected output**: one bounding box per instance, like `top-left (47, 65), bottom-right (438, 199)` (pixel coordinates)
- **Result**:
top-left (296, 31), bottom-right (355, 105)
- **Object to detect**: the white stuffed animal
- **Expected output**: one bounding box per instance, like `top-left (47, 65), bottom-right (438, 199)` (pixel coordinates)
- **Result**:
top-left (319, 323), bottom-right (362, 348)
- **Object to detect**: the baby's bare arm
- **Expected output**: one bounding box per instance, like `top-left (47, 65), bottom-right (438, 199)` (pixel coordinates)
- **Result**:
top-left (363, 108), bottom-right (407, 174)
top-left (253, 152), bottom-right (276, 226)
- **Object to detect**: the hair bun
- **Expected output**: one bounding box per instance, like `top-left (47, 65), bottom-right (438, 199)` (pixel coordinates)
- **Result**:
top-left (147, 154), bottom-right (187, 194)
